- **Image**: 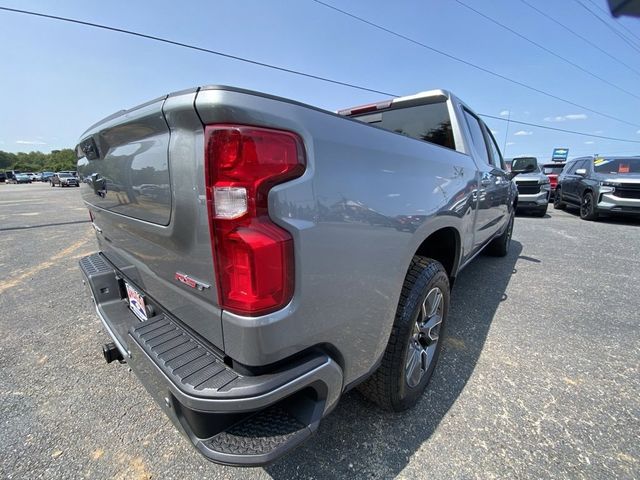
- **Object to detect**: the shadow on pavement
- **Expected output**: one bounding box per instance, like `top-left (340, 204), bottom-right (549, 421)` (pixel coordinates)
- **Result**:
top-left (265, 241), bottom-right (523, 479)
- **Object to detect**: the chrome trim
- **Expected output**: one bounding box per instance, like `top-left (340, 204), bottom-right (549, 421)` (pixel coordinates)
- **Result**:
top-left (95, 303), bottom-right (131, 359)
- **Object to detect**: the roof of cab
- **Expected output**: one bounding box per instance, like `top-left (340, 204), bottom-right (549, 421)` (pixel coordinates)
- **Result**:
top-left (338, 89), bottom-right (459, 116)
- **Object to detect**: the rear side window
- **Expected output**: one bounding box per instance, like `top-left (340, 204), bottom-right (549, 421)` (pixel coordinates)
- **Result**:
top-left (485, 128), bottom-right (505, 170)
top-left (463, 110), bottom-right (491, 166)
top-left (352, 102), bottom-right (455, 150)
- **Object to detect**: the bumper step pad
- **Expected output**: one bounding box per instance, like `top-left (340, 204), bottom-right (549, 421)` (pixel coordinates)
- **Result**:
top-left (205, 405), bottom-right (310, 456)
top-left (131, 315), bottom-right (239, 394)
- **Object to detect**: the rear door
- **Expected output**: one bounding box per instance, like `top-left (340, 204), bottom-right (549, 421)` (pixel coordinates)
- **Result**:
top-left (77, 92), bottom-right (224, 350)
top-left (563, 159), bottom-right (584, 202)
top-left (462, 109), bottom-right (505, 250)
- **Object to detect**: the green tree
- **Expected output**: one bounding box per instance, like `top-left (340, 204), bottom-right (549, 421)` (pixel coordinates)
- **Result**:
top-left (0, 148), bottom-right (77, 172)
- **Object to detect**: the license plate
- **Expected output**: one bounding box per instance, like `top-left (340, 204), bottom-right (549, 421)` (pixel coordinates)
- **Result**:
top-left (125, 283), bottom-right (148, 321)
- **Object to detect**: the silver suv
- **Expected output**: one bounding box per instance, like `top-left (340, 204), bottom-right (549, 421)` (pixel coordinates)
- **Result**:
top-left (554, 156), bottom-right (640, 220)
top-left (511, 157), bottom-right (551, 217)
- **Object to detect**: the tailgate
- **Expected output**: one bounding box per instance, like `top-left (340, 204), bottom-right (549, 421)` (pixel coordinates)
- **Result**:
top-left (77, 90), bottom-right (224, 350)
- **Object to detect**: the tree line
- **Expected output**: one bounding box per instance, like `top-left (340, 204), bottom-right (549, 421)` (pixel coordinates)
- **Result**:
top-left (0, 149), bottom-right (77, 173)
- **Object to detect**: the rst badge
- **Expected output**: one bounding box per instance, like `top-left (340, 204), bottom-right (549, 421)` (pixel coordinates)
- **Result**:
top-left (175, 272), bottom-right (210, 291)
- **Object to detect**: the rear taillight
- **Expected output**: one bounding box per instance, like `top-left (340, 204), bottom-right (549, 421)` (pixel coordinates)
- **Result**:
top-left (204, 125), bottom-right (306, 316)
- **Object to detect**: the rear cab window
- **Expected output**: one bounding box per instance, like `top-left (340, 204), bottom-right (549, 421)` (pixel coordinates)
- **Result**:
top-left (349, 101), bottom-right (456, 150)
top-left (543, 165), bottom-right (564, 175)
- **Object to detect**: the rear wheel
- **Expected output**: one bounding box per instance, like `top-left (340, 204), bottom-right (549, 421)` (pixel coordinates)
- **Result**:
top-left (486, 211), bottom-right (514, 257)
top-left (534, 204), bottom-right (548, 217)
top-left (358, 256), bottom-right (449, 411)
top-left (580, 191), bottom-right (598, 221)
top-left (553, 187), bottom-right (566, 210)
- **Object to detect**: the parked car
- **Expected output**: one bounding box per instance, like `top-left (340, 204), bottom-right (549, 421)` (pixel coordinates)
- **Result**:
top-left (511, 157), bottom-right (551, 216)
top-left (554, 156), bottom-right (640, 219)
top-left (78, 86), bottom-right (531, 466)
top-left (5, 170), bottom-right (21, 184)
top-left (542, 162), bottom-right (565, 199)
top-left (0, 171), bottom-right (6, 183)
top-left (50, 172), bottom-right (79, 187)
top-left (23, 172), bottom-right (41, 182)
top-left (14, 173), bottom-right (32, 184)
top-left (41, 171), bottom-right (55, 182)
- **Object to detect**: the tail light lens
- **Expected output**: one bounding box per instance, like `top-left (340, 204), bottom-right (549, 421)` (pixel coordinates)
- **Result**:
top-left (204, 125), bottom-right (306, 316)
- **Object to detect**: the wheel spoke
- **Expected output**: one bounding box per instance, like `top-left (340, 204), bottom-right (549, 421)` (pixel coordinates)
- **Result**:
top-left (405, 343), bottom-right (423, 387)
top-left (422, 288), bottom-right (443, 319)
top-left (421, 314), bottom-right (442, 341)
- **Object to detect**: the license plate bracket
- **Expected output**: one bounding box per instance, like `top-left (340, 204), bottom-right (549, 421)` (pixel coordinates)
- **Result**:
top-left (125, 282), bottom-right (148, 322)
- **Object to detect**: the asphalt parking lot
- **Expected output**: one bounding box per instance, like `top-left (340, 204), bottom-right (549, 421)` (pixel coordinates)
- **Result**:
top-left (1, 182), bottom-right (638, 480)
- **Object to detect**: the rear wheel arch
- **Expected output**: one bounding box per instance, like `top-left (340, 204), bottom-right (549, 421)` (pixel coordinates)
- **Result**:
top-left (414, 226), bottom-right (461, 282)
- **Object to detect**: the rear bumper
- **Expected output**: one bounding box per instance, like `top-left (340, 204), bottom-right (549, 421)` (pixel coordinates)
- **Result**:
top-left (79, 253), bottom-right (343, 466)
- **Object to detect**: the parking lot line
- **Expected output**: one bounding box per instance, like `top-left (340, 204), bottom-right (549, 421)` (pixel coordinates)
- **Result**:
top-left (0, 233), bottom-right (93, 295)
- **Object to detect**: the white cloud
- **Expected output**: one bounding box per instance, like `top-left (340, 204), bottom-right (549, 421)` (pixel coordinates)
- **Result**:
top-left (506, 142), bottom-right (516, 146)
top-left (544, 113), bottom-right (588, 122)
top-left (491, 129), bottom-right (499, 135)
top-left (514, 130), bottom-right (533, 136)
top-left (594, 130), bottom-right (604, 134)
top-left (16, 140), bottom-right (47, 145)
top-left (584, 141), bottom-right (595, 145)
top-left (499, 110), bottom-right (510, 117)
top-left (637, 129), bottom-right (640, 134)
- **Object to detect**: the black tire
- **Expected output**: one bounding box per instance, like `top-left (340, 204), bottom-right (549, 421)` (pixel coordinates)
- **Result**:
top-left (50, 182), bottom-right (54, 187)
top-left (358, 256), bottom-right (449, 411)
top-left (580, 191), bottom-right (598, 221)
top-left (534, 205), bottom-right (548, 217)
top-left (553, 187), bottom-right (566, 210)
top-left (486, 211), bottom-right (514, 257)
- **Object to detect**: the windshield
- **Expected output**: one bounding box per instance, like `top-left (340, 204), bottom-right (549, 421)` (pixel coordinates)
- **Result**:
top-left (511, 157), bottom-right (540, 173)
top-left (593, 157), bottom-right (640, 174)
top-left (58, 173), bottom-right (72, 178)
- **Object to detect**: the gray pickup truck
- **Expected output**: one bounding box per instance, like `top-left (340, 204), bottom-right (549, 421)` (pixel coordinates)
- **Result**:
top-left (77, 85), bottom-right (529, 466)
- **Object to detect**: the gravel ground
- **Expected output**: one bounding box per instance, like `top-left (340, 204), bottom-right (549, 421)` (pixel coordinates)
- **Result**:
top-left (1, 182), bottom-right (638, 479)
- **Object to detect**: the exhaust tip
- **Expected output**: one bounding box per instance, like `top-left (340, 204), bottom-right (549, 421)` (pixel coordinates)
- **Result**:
top-left (102, 342), bottom-right (124, 364)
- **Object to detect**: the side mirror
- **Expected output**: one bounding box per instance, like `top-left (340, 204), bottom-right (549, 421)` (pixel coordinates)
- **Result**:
top-left (575, 168), bottom-right (587, 176)
top-left (508, 163), bottom-right (535, 180)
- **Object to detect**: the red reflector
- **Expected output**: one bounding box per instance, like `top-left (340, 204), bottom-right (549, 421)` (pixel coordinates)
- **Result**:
top-left (204, 125), bottom-right (305, 316)
top-left (349, 104), bottom-right (378, 115)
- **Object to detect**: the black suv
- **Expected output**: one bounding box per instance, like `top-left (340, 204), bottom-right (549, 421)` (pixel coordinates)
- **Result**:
top-left (554, 156), bottom-right (640, 220)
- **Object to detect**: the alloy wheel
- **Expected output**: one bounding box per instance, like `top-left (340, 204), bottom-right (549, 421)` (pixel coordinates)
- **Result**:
top-left (405, 287), bottom-right (444, 388)
top-left (581, 194), bottom-right (592, 217)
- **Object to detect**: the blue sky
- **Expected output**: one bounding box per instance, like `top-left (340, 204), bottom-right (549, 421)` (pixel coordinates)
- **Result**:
top-left (1, 0), bottom-right (639, 160)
